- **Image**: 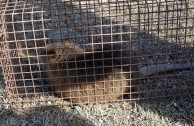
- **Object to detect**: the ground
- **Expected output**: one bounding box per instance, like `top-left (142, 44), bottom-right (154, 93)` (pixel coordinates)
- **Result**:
top-left (0, 0), bottom-right (193, 125)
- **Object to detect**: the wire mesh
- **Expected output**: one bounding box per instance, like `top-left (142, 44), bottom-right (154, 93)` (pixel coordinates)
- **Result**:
top-left (0, 0), bottom-right (193, 108)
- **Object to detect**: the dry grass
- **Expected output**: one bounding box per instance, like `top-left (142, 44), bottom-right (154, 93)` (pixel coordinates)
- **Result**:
top-left (0, 98), bottom-right (193, 126)
top-left (0, 0), bottom-right (193, 125)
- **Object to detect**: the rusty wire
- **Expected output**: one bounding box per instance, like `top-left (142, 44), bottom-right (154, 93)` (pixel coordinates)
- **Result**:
top-left (0, 0), bottom-right (193, 108)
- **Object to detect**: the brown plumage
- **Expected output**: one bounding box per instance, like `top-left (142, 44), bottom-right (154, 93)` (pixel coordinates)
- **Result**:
top-left (46, 42), bottom-right (139, 104)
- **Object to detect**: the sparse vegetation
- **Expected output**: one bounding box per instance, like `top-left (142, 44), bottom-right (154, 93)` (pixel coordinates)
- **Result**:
top-left (0, 0), bottom-right (193, 125)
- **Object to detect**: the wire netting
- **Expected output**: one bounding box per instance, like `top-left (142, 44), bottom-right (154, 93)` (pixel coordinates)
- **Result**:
top-left (0, 0), bottom-right (193, 108)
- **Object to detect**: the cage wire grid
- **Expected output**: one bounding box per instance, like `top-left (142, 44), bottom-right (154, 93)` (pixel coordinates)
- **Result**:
top-left (0, 0), bottom-right (193, 108)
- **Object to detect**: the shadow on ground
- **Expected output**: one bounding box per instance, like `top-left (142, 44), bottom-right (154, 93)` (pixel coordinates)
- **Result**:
top-left (0, 0), bottom-right (193, 125)
top-left (0, 106), bottom-right (96, 126)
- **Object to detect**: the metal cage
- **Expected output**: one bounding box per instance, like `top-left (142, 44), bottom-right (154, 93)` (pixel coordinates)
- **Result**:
top-left (0, 0), bottom-right (193, 108)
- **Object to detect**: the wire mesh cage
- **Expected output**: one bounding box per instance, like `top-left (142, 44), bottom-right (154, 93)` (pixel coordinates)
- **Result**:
top-left (0, 0), bottom-right (193, 108)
